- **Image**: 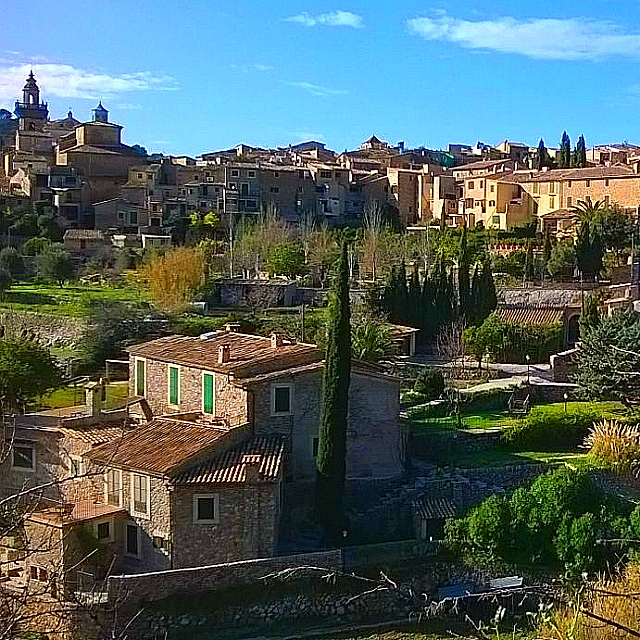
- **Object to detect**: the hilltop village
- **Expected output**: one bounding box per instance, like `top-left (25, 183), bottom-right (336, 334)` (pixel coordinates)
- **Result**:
top-left (3, 73), bottom-right (640, 639)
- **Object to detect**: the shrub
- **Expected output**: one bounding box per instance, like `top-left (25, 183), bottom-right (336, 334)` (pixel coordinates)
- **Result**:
top-left (584, 419), bottom-right (640, 474)
top-left (459, 386), bottom-right (511, 413)
top-left (502, 402), bottom-right (622, 450)
top-left (414, 367), bottom-right (445, 400)
top-left (401, 390), bottom-right (427, 408)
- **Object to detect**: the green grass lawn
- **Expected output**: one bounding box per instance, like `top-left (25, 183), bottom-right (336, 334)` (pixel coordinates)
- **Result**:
top-left (0, 283), bottom-right (148, 317)
top-left (411, 410), bottom-right (515, 435)
top-left (441, 448), bottom-right (591, 469)
top-left (32, 381), bottom-right (130, 411)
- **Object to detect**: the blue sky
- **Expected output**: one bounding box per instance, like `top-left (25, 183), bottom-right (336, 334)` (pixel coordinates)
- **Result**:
top-left (2, 0), bottom-right (640, 156)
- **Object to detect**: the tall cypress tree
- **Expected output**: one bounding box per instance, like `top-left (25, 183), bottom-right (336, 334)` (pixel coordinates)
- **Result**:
top-left (315, 242), bottom-right (351, 543)
top-left (458, 225), bottom-right (471, 319)
top-left (560, 131), bottom-right (571, 169)
top-left (470, 263), bottom-right (481, 325)
top-left (542, 228), bottom-right (552, 280)
top-left (408, 262), bottom-right (421, 327)
top-left (575, 135), bottom-right (587, 168)
top-left (524, 240), bottom-right (535, 283)
top-left (477, 260), bottom-right (497, 323)
top-left (536, 139), bottom-right (548, 171)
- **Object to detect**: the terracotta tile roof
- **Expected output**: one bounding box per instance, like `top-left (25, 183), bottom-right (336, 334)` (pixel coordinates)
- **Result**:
top-left (86, 416), bottom-right (229, 475)
top-left (497, 305), bottom-right (566, 326)
top-left (173, 435), bottom-right (285, 484)
top-left (128, 332), bottom-right (322, 378)
top-left (413, 497), bottom-right (457, 520)
top-left (58, 424), bottom-right (130, 446)
top-left (28, 501), bottom-right (126, 527)
top-left (539, 208), bottom-right (579, 220)
top-left (503, 165), bottom-right (636, 183)
top-left (453, 159), bottom-right (513, 173)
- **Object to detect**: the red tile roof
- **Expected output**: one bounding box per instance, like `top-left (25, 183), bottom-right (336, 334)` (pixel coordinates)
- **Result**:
top-left (128, 332), bottom-right (322, 378)
top-left (497, 305), bottom-right (566, 326)
top-left (172, 435), bottom-right (285, 484)
top-left (86, 416), bottom-right (231, 475)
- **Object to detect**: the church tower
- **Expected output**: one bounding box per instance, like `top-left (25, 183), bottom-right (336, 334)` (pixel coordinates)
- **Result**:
top-left (14, 71), bottom-right (48, 132)
top-left (92, 102), bottom-right (109, 123)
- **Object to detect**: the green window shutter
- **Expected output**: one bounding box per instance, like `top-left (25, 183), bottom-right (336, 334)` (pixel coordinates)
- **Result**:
top-left (169, 367), bottom-right (179, 405)
top-left (203, 374), bottom-right (214, 414)
top-left (136, 360), bottom-right (145, 397)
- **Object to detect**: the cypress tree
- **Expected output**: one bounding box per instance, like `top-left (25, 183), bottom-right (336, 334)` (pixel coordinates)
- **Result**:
top-left (421, 266), bottom-right (435, 338)
top-left (560, 132), bottom-right (571, 169)
top-left (575, 135), bottom-right (587, 169)
top-left (458, 225), bottom-right (471, 320)
top-left (315, 242), bottom-right (351, 543)
top-left (408, 262), bottom-right (421, 327)
top-left (536, 139), bottom-right (548, 171)
top-left (477, 260), bottom-right (497, 323)
top-left (542, 228), bottom-right (552, 280)
top-left (524, 240), bottom-right (535, 283)
top-left (470, 263), bottom-right (481, 325)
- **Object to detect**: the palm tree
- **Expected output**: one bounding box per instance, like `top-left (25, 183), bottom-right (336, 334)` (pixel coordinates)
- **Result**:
top-left (572, 199), bottom-right (606, 221)
top-left (351, 320), bottom-right (394, 362)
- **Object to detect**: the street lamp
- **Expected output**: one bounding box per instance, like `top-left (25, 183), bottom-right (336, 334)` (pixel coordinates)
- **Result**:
top-left (525, 354), bottom-right (531, 385)
top-left (564, 392), bottom-right (569, 413)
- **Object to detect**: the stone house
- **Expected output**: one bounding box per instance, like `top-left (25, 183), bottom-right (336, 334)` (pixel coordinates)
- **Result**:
top-left (127, 328), bottom-right (404, 481)
top-left (80, 414), bottom-right (284, 575)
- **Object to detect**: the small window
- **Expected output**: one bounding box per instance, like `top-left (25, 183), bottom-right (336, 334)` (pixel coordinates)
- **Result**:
top-left (468, 181), bottom-right (474, 189)
top-left (586, 179), bottom-right (591, 187)
top-left (567, 196), bottom-right (573, 207)
top-left (193, 494), bottom-right (219, 524)
top-left (492, 215), bottom-right (501, 224)
top-left (153, 536), bottom-right (170, 552)
top-left (605, 178), bottom-right (610, 187)
top-left (320, 170), bottom-right (332, 179)
top-left (137, 173), bottom-right (143, 179)
top-left (248, 170), bottom-right (256, 178)
top-left (270, 186), bottom-right (280, 193)
top-left (298, 186), bottom-right (303, 193)
top-left (30, 566), bottom-right (39, 580)
top-left (272, 384), bottom-right (292, 415)
top-left (490, 184), bottom-right (495, 193)
top-left (96, 521), bottom-right (111, 541)
top-left (135, 358), bottom-right (146, 397)
top-left (231, 170), bottom-right (239, 177)
top-left (312, 436), bottom-right (319, 458)
top-left (604, 195), bottom-right (610, 206)
top-left (479, 180), bottom-right (484, 188)
top-left (489, 200), bottom-right (496, 206)
top-left (532, 183), bottom-right (539, 194)
top-left (568, 180), bottom-right (572, 187)
top-left (126, 524), bottom-right (139, 556)
top-left (549, 181), bottom-right (556, 194)
top-left (13, 444), bottom-right (35, 471)
top-left (131, 473), bottom-right (150, 517)
top-left (202, 373), bottom-right (215, 415)
top-left (274, 171), bottom-right (280, 178)
top-left (70, 456), bottom-right (83, 477)
top-left (105, 469), bottom-right (122, 507)
top-left (549, 196), bottom-right (555, 209)
top-left (168, 366), bottom-right (180, 406)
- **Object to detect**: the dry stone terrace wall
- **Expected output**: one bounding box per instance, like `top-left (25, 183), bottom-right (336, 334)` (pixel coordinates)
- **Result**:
top-left (107, 549), bottom-right (343, 605)
top-left (0, 311), bottom-right (87, 347)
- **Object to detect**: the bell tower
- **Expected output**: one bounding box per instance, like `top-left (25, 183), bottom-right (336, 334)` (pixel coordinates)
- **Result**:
top-left (14, 71), bottom-right (48, 132)
top-left (92, 101), bottom-right (109, 123)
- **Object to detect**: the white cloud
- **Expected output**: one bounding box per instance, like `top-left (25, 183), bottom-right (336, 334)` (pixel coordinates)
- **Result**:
top-left (407, 13), bottom-right (640, 61)
top-left (285, 81), bottom-right (347, 97)
top-left (0, 62), bottom-right (178, 102)
top-left (230, 63), bottom-right (273, 73)
top-left (285, 10), bottom-right (363, 28)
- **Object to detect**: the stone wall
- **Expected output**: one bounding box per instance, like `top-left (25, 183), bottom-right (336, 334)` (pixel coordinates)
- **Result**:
top-left (171, 482), bottom-right (280, 568)
top-left (107, 549), bottom-right (343, 605)
top-left (0, 311), bottom-right (86, 347)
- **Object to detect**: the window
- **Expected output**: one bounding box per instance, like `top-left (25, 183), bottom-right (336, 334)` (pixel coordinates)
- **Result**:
top-left (468, 181), bottom-right (474, 189)
top-left (126, 524), bottom-right (139, 556)
top-left (246, 200), bottom-right (257, 210)
top-left (298, 170), bottom-right (306, 179)
top-left (70, 455), bottom-right (83, 477)
top-left (131, 473), bottom-right (150, 517)
top-left (605, 179), bottom-right (610, 187)
top-left (270, 186), bottom-right (280, 193)
top-left (202, 186), bottom-right (208, 196)
top-left (298, 186), bottom-right (304, 193)
top-left (202, 373), bottom-right (215, 415)
top-left (586, 179), bottom-right (591, 187)
top-left (193, 494), bottom-right (219, 524)
top-left (549, 196), bottom-right (556, 209)
top-left (604, 195), bottom-right (610, 206)
top-left (168, 366), bottom-right (180, 406)
top-left (30, 566), bottom-right (39, 580)
top-left (274, 171), bottom-right (280, 178)
top-left (229, 182), bottom-right (237, 190)
top-left (568, 180), bottom-right (572, 187)
top-left (248, 170), bottom-right (256, 178)
top-left (96, 521), bottom-right (111, 541)
top-left (312, 436), bottom-right (319, 458)
top-left (320, 170), bottom-right (331, 179)
top-left (532, 183), bottom-right (539, 194)
top-left (128, 211), bottom-right (138, 225)
top-left (479, 180), bottom-right (484, 188)
top-left (490, 184), bottom-right (495, 193)
top-left (271, 384), bottom-right (292, 416)
top-left (153, 536), bottom-right (170, 552)
top-left (135, 358), bottom-right (146, 397)
top-left (492, 215), bottom-right (501, 225)
top-left (549, 181), bottom-right (556, 194)
top-left (489, 200), bottom-right (496, 207)
top-left (12, 444), bottom-right (35, 471)
top-left (567, 196), bottom-right (573, 207)
top-left (105, 469), bottom-right (122, 507)
top-left (137, 173), bottom-right (143, 179)
top-left (231, 170), bottom-right (239, 177)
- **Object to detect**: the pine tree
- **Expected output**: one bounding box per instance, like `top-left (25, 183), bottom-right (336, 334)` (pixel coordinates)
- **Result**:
top-left (315, 241), bottom-right (351, 542)
top-left (575, 135), bottom-right (587, 169)
top-left (560, 132), bottom-right (571, 169)
top-left (536, 139), bottom-right (548, 171)
top-left (458, 226), bottom-right (471, 319)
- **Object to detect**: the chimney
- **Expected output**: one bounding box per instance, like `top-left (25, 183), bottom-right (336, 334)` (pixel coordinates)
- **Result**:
top-left (85, 381), bottom-right (103, 418)
top-left (634, 162), bottom-right (640, 175)
top-left (224, 322), bottom-right (241, 333)
top-left (242, 454), bottom-right (262, 483)
top-left (218, 344), bottom-right (231, 364)
top-left (270, 332), bottom-right (284, 349)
